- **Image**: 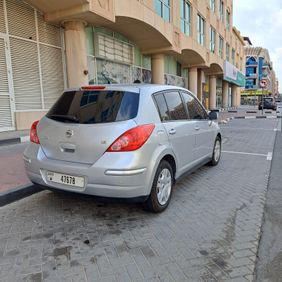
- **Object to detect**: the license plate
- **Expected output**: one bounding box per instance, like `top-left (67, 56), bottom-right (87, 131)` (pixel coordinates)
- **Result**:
top-left (47, 171), bottom-right (84, 188)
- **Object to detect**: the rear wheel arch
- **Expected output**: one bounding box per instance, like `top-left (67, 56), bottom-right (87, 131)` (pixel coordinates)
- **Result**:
top-left (160, 154), bottom-right (176, 181)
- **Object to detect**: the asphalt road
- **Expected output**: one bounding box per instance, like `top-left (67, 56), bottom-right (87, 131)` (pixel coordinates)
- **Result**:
top-left (0, 118), bottom-right (280, 282)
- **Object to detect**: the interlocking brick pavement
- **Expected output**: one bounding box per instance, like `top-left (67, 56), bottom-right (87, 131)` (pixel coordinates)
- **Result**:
top-left (0, 119), bottom-right (279, 281)
top-left (0, 143), bottom-right (30, 193)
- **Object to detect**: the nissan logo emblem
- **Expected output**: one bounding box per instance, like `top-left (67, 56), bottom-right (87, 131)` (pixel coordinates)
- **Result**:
top-left (66, 129), bottom-right (74, 138)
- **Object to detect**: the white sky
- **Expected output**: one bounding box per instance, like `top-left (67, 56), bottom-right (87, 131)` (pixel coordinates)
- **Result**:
top-left (233, 0), bottom-right (282, 92)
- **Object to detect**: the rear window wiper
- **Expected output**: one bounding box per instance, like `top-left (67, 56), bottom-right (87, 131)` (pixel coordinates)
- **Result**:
top-left (48, 114), bottom-right (80, 123)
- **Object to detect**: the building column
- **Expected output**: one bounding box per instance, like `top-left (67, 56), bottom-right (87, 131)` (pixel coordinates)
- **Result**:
top-left (209, 76), bottom-right (217, 110)
top-left (189, 67), bottom-right (198, 95)
top-left (236, 87), bottom-right (241, 106)
top-left (231, 85), bottom-right (237, 107)
top-left (222, 81), bottom-right (229, 108)
top-left (64, 20), bottom-right (88, 88)
top-left (197, 70), bottom-right (204, 103)
top-left (151, 54), bottom-right (165, 84)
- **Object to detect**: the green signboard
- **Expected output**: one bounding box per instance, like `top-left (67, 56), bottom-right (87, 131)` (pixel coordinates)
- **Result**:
top-left (223, 61), bottom-right (246, 87)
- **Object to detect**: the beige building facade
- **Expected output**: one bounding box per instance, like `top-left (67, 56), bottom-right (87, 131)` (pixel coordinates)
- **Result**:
top-left (0, 0), bottom-right (245, 131)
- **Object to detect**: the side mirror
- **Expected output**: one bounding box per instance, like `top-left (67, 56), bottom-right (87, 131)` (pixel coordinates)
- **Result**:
top-left (208, 111), bottom-right (218, 120)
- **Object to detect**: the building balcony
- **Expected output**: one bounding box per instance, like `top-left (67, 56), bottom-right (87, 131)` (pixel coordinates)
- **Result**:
top-left (246, 73), bottom-right (257, 78)
top-left (246, 62), bottom-right (258, 66)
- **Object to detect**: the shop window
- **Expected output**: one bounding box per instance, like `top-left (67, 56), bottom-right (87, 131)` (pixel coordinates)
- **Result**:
top-left (165, 55), bottom-right (177, 76)
top-left (142, 55), bottom-right (151, 70)
top-left (177, 62), bottom-right (182, 77)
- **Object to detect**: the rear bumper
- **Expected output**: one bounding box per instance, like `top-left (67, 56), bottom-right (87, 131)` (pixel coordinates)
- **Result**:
top-left (23, 146), bottom-right (152, 199)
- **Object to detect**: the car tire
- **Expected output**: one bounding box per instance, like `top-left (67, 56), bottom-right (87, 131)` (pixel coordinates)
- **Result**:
top-left (209, 136), bottom-right (221, 166)
top-left (144, 160), bottom-right (174, 213)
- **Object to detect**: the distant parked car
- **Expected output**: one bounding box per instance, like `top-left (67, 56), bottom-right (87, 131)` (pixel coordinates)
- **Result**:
top-left (24, 84), bottom-right (221, 212)
top-left (258, 97), bottom-right (277, 110)
top-left (276, 102), bottom-right (282, 117)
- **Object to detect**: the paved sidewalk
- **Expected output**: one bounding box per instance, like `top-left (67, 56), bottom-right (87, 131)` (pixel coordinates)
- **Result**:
top-left (255, 123), bottom-right (282, 281)
top-left (0, 129), bottom-right (29, 146)
top-left (0, 143), bottom-right (31, 194)
top-left (0, 118), bottom-right (278, 281)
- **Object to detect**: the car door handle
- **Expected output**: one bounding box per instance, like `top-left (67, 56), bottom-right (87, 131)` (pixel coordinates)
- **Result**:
top-left (169, 129), bottom-right (176, 135)
top-left (194, 126), bottom-right (200, 131)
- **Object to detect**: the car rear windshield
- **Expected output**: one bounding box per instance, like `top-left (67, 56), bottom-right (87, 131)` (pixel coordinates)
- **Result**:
top-left (264, 98), bottom-right (273, 103)
top-left (46, 90), bottom-right (139, 124)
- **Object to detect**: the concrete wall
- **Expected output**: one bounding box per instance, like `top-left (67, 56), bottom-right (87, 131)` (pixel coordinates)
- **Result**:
top-left (15, 111), bottom-right (47, 130)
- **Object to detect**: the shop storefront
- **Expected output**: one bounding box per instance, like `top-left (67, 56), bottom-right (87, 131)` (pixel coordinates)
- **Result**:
top-left (85, 27), bottom-right (187, 88)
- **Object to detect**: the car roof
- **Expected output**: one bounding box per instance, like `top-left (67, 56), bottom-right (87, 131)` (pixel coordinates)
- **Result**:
top-left (65, 84), bottom-right (188, 95)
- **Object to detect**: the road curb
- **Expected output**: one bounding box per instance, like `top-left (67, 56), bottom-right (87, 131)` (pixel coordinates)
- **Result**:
top-left (0, 184), bottom-right (43, 207)
top-left (219, 116), bottom-right (279, 124)
top-left (0, 135), bottom-right (29, 147)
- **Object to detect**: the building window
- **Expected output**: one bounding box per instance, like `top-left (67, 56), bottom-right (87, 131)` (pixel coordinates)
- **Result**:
top-left (219, 1), bottom-right (224, 22)
top-left (154, 0), bottom-right (170, 22)
top-left (197, 14), bottom-right (205, 46)
top-left (226, 10), bottom-right (231, 30)
top-left (226, 43), bottom-right (230, 61)
top-left (210, 26), bottom-right (216, 53)
top-left (232, 48), bottom-right (235, 65)
top-left (210, 0), bottom-right (215, 12)
top-left (219, 36), bottom-right (224, 59)
top-left (180, 0), bottom-right (191, 36)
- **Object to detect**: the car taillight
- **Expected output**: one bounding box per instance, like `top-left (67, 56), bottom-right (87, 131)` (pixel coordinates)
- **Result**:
top-left (30, 120), bottom-right (40, 144)
top-left (106, 124), bottom-right (155, 152)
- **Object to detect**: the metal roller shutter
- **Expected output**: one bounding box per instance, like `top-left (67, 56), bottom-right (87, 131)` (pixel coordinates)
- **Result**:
top-left (10, 37), bottom-right (42, 110)
top-left (37, 13), bottom-right (61, 47)
top-left (40, 44), bottom-right (64, 108)
top-left (0, 39), bottom-right (8, 93)
top-left (6, 0), bottom-right (36, 40)
top-left (0, 0), bottom-right (5, 33)
top-left (0, 38), bottom-right (12, 129)
top-left (0, 96), bottom-right (12, 128)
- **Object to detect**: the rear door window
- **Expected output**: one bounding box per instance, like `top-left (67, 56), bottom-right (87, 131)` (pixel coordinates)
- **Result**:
top-left (163, 91), bottom-right (187, 120)
top-left (46, 90), bottom-right (139, 124)
top-left (181, 92), bottom-right (207, 120)
top-left (153, 93), bottom-right (170, 121)
top-left (153, 91), bottom-right (188, 121)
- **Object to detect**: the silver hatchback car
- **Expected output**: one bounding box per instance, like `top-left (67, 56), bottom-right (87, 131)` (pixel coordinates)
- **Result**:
top-left (24, 84), bottom-right (221, 212)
